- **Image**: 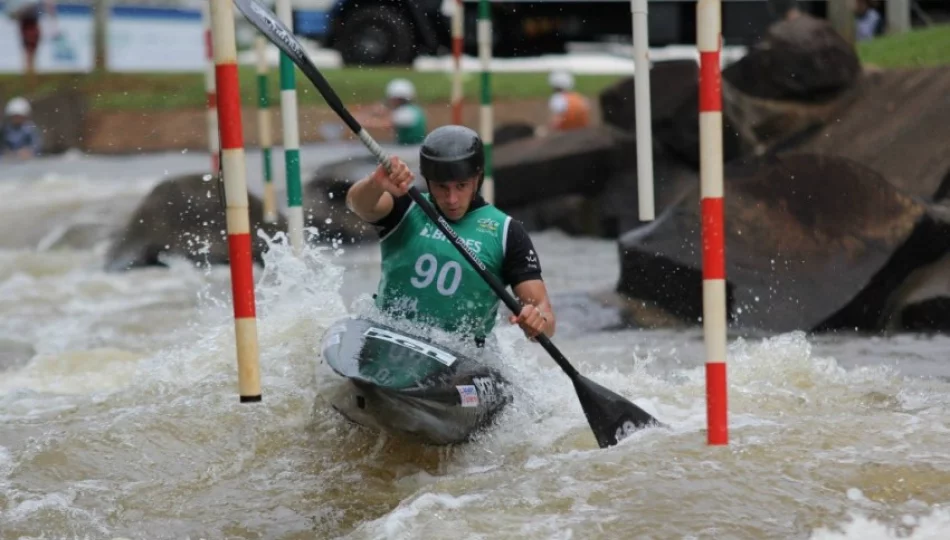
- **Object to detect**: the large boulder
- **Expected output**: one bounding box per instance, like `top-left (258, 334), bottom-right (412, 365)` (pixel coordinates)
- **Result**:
top-left (653, 79), bottom-right (748, 169)
top-left (494, 122), bottom-right (538, 146)
top-left (616, 153), bottom-right (950, 333)
top-left (598, 59), bottom-right (699, 134)
top-left (493, 125), bottom-right (631, 210)
top-left (595, 142), bottom-right (698, 237)
top-left (104, 173), bottom-right (286, 271)
top-left (721, 13), bottom-right (861, 102)
top-left (783, 67), bottom-right (950, 201)
top-left (880, 250), bottom-right (950, 334)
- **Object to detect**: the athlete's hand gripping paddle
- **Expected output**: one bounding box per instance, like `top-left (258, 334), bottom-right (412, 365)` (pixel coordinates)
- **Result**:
top-left (232, 0), bottom-right (663, 447)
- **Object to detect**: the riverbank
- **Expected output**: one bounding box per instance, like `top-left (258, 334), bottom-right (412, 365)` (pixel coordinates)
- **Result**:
top-left (1, 24), bottom-right (947, 156)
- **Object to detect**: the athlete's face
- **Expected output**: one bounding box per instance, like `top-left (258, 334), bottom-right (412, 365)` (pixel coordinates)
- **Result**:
top-left (430, 177), bottom-right (478, 221)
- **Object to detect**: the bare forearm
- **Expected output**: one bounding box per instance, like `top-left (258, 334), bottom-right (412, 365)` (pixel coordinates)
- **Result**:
top-left (346, 176), bottom-right (389, 222)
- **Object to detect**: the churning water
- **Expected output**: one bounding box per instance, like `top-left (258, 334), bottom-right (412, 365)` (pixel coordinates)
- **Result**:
top-left (2, 149), bottom-right (949, 539)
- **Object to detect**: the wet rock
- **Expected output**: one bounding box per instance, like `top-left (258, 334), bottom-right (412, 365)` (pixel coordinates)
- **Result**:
top-left (880, 252), bottom-right (950, 334)
top-left (721, 13), bottom-right (861, 102)
top-left (595, 142), bottom-right (698, 238)
top-left (494, 122), bottom-right (537, 146)
top-left (493, 125), bottom-right (630, 210)
top-left (598, 59), bottom-right (699, 134)
top-left (505, 195), bottom-right (605, 237)
top-left (782, 67), bottom-right (950, 201)
top-left (653, 79), bottom-right (748, 169)
top-left (617, 153), bottom-right (950, 333)
top-left (104, 173), bottom-right (286, 271)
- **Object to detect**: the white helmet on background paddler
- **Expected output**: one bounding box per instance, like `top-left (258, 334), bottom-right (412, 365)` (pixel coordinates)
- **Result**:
top-left (5, 96), bottom-right (31, 117)
top-left (548, 70), bottom-right (575, 91)
top-left (385, 78), bottom-right (416, 101)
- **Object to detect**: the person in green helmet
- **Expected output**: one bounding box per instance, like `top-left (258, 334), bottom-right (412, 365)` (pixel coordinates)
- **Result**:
top-left (354, 78), bottom-right (427, 146)
top-left (345, 125), bottom-right (556, 345)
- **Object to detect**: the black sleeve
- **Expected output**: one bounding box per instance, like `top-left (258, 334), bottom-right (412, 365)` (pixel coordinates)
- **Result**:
top-left (502, 219), bottom-right (543, 287)
top-left (370, 195), bottom-right (413, 238)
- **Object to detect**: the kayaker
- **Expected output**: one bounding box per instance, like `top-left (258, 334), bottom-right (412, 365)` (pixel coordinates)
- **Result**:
top-left (345, 124), bottom-right (556, 345)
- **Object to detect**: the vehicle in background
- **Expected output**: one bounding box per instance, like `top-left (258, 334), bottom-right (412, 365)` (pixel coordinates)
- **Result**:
top-left (291, 0), bottom-right (949, 66)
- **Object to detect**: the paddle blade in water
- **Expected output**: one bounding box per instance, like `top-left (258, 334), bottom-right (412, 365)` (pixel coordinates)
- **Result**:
top-left (572, 374), bottom-right (662, 448)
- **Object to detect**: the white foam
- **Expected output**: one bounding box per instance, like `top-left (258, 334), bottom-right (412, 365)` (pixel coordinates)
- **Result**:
top-left (810, 508), bottom-right (950, 540)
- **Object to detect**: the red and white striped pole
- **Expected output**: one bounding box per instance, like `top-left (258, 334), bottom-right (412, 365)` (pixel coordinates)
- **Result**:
top-left (202, 3), bottom-right (220, 174)
top-left (698, 0), bottom-right (727, 445)
top-left (451, 0), bottom-right (464, 124)
top-left (209, 0), bottom-right (262, 403)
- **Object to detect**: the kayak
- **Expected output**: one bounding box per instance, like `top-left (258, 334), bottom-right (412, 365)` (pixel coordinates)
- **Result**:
top-left (316, 316), bottom-right (513, 445)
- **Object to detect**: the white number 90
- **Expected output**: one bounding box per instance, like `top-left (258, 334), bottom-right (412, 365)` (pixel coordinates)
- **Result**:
top-left (410, 253), bottom-right (462, 295)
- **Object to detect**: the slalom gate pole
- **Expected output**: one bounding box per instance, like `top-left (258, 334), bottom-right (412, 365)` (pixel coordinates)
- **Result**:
top-left (631, 0), bottom-right (655, 221)
top-left (451, 0), bottom-right (464, 124)
top-left (276, 0), bottom-right (304, 253)
top-left (477, 0), bottom-right (494, 204)
top-left (256, 35), bottom-right (277, 223)
top-left (210, 0), bottom-right (262, 403)
top-left (202, 3), bottom-right (220, 174)
top-left (697, 0), bottom-right (728, 445)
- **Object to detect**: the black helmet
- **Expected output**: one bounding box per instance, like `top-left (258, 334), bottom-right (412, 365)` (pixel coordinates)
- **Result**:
top-left (419, 125), bottom-right (485, 189)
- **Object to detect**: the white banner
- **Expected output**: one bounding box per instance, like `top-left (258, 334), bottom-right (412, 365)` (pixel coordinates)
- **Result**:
top-left (0, 2), bottom-right (204, 73)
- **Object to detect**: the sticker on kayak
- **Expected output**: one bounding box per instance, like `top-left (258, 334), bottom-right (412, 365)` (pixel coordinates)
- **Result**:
top-left (456, 385), bottom-right (479, 407)
top-left (321, 332), bottom-right (342, 354)
top-left (363, 327), bottom-right (457, 366)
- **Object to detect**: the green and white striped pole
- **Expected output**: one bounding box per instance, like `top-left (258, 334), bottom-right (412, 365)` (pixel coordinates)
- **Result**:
top-left (276, 0), bottom-right (304, 253)
top-left (255, 35), bottom-right (277, 223)
top-left (477, 0), bottom-right (494, 205)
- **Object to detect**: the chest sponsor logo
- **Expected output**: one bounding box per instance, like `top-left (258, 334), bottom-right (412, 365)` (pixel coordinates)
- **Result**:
top-left (364, 327), bottom-right (457, 366)
top-left (476, 218), bottom-right (499, 235)
top-left (419, 224), bottom-right (482, 254)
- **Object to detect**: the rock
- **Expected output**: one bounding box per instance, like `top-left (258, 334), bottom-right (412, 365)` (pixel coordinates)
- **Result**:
top-left (617, 153), bottom-right (950, 333)
top-left (880, 253), bottom-right (950, 334)
top-left (783, 67), bottom-right (950, 201)
top-left (653, 79), bottom-right (748, 169)
top-left (104, 173), bottom-right (286, 271)
top-left (505, 195), bottom-right (605, 237)
top-left (494, 122), bottom-right (537, 146)
top-left (722, 79), bottom-right (861, 156)
top-left (721, 13), bottom-right (861, 102)
top-left (595, 142), bottom-right (698, 237)
top-left (493, 125), bottom-right (631, 210)
top-left (598, 59), bottom-right (699, 134)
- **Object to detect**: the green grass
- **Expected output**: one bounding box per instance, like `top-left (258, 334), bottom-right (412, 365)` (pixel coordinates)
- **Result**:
top-left (0, 66), bottom-right (624, 112)
top-left (857, 23), bottom-right (950, 68)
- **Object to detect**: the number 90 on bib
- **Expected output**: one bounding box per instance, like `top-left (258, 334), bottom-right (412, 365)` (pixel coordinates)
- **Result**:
top-left (410, 253), bottom-right (462, 296)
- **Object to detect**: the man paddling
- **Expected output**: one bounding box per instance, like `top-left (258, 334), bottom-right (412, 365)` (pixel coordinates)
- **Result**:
top-left (346, 124), bottom-right (556, 346)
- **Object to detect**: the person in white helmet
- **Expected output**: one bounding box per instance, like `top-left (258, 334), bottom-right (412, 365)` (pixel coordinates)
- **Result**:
top-left (543, 70), bottom-right (591, 134)
top-left (1, 96), bottom-right (42, 160)
top-left (353, 78), bottom-right (428, 145)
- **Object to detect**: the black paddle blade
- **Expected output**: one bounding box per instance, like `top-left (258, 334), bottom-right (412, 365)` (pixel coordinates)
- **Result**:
top-left (572, 373), bottom-right (662, 448)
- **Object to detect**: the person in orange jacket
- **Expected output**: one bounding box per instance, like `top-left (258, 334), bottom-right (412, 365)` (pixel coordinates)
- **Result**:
top-left (545, 70), bottom-right (590, 132)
